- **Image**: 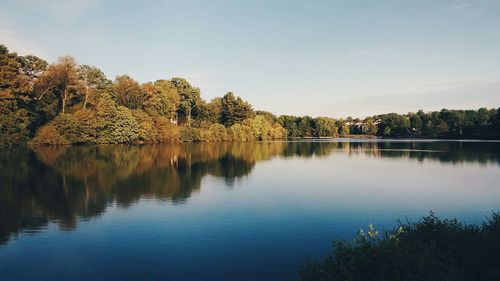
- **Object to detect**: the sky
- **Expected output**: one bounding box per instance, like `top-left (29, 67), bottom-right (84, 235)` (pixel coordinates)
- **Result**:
top-left (1, 0), bottom-right (499, 118)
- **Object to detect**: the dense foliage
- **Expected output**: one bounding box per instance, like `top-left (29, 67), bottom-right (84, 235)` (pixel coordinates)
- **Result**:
top-left (300, 213), bottom-right (500, 281)
top-left (0, 44), bottom-right (286, 145)
top-left (374, 109), bottom-right (500, 138)
top-left (279, 108), bottom-right (500, 139)
top-left (1, 44), bottom-right (499, 145)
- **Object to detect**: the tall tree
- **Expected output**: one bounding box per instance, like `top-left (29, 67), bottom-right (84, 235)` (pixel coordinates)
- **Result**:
top-left (205, 97), bottom-right (223, 124)
top-left (78, 65), bottom-right (112, 109)
top-left (220, 92), bottom-right (254, 127)
top-left (171, 77), bottom-right (201, 126)
top-left (0, 45), bottom-right (48, 144)
top-left (35, 56), bottom-right (82, 114)
top-left (114, 75), bottom-right (146, 109)
top-left (143, 79), bottom-right (180, 118)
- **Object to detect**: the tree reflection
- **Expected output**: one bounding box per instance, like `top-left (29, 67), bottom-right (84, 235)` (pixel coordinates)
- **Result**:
top-left (1, 141), bottom-right (499, 244)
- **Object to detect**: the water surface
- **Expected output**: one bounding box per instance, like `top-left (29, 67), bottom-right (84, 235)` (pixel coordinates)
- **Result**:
top-left (1, 140), bottom-right (500, 280)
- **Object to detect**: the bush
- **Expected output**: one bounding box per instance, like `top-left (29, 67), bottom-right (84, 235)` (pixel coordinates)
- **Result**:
top-left (72, 109), bottom-right (98, 143)
top-left (31, 124), bottom-right (70, 145)
top-left (209, 123), bottom-right (231, 141)
top-left (132, 109), bottom-right (154, 143)
top-left (31, 114), bottom-right (80, 145)
top-left (180, 127), bottom-right (202, 142)
top-left (153, 117), bottom-right (180, 142)
top-left (94, 94), bottom-right (140, 144)
top-left (0, 108), bottom-right (31, 146)
top-left (51, 113), bottom-right (82, 143)
top-left (300, 213), bottom-right (500, 281)
top-left (229, 122), bottom-right (254, 141)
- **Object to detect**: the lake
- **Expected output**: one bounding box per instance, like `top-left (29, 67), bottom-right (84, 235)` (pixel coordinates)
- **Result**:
top-left (1, 140), bottom-right (500, 280)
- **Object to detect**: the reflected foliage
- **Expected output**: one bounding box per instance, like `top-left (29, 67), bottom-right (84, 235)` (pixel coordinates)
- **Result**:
top-left (1, 141), bottom-right (500, 244)
top-left (0, 143), bottom-right (284, 244)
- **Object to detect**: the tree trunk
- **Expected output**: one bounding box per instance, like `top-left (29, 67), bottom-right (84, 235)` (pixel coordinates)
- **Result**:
top-left (62, 87), bottom-right (67, 113)
top-left (83, 86), bottom-right (89, 109)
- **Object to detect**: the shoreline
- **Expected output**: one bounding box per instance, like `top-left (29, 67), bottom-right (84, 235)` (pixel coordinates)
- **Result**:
top-left (15, 137), bottom-right (500, 147)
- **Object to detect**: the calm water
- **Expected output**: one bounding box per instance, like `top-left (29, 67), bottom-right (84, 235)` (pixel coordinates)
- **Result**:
top-left (1, 140), bottom-right (500, 280)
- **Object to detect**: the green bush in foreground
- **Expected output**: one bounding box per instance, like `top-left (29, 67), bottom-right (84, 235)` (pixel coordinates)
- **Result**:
top-left (300, 213), bottom-right (500, 281)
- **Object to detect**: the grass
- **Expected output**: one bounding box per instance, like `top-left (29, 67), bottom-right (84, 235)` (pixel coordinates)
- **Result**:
top-left (300, 212), bottom-right (500, 281)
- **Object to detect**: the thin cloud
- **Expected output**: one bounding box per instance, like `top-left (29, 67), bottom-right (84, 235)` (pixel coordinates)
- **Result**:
top-left (347, 48), bottom-right (376, 54)
top-left (448, 3), bottom-right (472, 10)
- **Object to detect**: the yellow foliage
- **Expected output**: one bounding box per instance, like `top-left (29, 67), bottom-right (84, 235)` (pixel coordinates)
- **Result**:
top-left (31, 124), bottom-right (70, 145)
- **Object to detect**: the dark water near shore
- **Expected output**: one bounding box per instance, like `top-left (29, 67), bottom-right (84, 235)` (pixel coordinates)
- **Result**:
top-left (1, 140), bottom-right (500, 280)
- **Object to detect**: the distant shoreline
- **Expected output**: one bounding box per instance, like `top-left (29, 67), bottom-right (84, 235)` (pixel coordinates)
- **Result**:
top-left (287, 135), bottom-right (500, 141)
top-left (20, 136), bottom-right (500, 147)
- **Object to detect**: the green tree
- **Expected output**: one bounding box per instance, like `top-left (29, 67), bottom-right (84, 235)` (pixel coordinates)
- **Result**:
top-left (378, 113), bottom-right (410, 137)
top-left (0, 45), bottom-right (48, 145)
top-left (256, 110), bottom-right (278, 123)
top-left (439, 109), bottom-right (465, 136)
top-left (488, 108), bottom-right (500, 138)
top-left (95, 93), bottom-right (139, 143)
top-left (221, 92), bottom-right (254, 127)
top-left (409, 112), bottom-right (423, 135)
top-left (78, 65), bottom-right (112, 109)
top-left (339, 123), bottom-right (350, 137)
top-left (313, 117), bottom-right (338, 137)
top-left (205, 97), bottom-right (223, 124)
top-left (279, 115), bottom-right (300, 137)
top-left (171, 78), bottom-right (201, 126)
top-left (298, 116), bottom-right (314, 137)
top-left (362, 117), bottom-right (378, 135)
top-left (143, 79), bottom-right (180, 119)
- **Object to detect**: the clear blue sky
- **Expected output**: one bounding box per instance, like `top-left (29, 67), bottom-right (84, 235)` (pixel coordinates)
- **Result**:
top-left (1, 0), bottom-right (499, 117)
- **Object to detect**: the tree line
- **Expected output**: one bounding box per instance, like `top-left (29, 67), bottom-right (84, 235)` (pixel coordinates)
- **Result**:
top-left (279, 108), bottom-right (500, 139)
top-left (373, 109), bottom-right (500, 139)
top-left (1, 44), bottom-right (499, 146)
top-left (0, 44), bottom-right (286, 145)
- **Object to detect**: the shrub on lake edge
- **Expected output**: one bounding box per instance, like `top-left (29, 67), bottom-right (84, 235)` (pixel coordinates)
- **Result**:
top-left (300, 212), bottom-right (500, 281)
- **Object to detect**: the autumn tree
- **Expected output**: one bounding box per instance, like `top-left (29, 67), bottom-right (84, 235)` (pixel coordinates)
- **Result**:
top-left (35, 56), bottom-right (82, 115)
top-left (0, 45), bottom-right (47, 145)
top-left (78, 65), bottom-right (112, 109)
top-left (256, 110), bottom-right (278, 123)
top-left (143, 79), bottom-right (180, 119)
top-left (114, 75), bottom-right (146, 109)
